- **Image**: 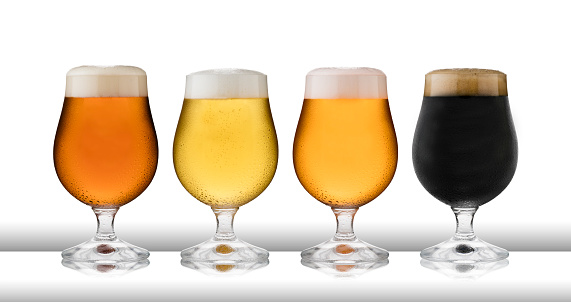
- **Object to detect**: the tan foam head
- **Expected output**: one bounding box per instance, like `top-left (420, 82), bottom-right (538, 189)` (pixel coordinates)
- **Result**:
top-left (65, 65), bottom-right (147, 98)
top-left (424, 68), bottom-right (507, 97)
top-left (304, 67), bottom-right (388, 100)
top-left (185, 69), bottom-right (268, 99)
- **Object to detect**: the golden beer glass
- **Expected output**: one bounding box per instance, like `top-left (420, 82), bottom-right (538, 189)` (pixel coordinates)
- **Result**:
top-left (174, 69), bottom-right (278, 263)
top-left (54, 66), bottom-right (158, 263)
top-left (294, 68), bottom-right (397, 263)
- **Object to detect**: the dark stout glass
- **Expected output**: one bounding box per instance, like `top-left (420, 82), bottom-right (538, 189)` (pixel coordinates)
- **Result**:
top-left (412, 96), bottom-right (517, 208)
top-left (414, 68), bottom-right (517, 263)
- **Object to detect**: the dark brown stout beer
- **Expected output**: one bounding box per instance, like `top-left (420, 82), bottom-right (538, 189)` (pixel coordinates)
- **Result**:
top-left (412, 69), bottom-right (517, 208)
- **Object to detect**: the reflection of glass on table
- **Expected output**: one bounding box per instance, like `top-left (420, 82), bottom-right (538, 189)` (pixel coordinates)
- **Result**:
top-left (302, 259), bottom-right (388, 278)
top-left (421, 259), bottom-right (509, 280)
top-left (181, 259), bottom-right (269, 276)
top-left (62, 259), bottom-right (150, 276)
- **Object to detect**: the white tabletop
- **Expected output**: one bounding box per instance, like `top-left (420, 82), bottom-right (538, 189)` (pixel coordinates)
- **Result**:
top-left (1, 252), bottom-right (569, 301)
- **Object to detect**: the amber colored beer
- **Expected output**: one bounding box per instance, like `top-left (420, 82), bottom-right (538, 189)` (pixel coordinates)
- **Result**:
top-left (54, 96), bottom-right (158, 208)
top-left (293, 98), bottom-right (397, 208)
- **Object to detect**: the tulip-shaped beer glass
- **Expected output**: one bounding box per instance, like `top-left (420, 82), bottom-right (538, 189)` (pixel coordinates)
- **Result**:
top-left (294, 68), bottom-right (398, 263)
top-left (174, 69), bottom-right (278, 263)
top-left (54, 66), bottom-right (158, 263)
top-left (413, 69), bottom-right (517, 263)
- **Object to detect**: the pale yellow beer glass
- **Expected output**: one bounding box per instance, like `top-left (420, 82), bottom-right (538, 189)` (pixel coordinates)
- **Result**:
top-left (174, 69), bottom-right (278, 263)
top-left (294, 68), bottom-right (397, 263)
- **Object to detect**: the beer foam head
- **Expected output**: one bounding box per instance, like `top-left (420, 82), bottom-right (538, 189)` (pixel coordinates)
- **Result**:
top-left (424, 68), bottom-right (507, 97)
top-left (65, 65), bottom-right (147, 98)
top-left (304, 67), bottom-right (388, 99)
top-left (185, 69), bottom-right (268, 99)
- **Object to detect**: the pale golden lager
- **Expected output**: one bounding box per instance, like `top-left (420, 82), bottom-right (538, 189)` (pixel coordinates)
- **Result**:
top-left (174, 97), bottom-right (278, 208)
top-left (176, 69), bottom-right (275, 263)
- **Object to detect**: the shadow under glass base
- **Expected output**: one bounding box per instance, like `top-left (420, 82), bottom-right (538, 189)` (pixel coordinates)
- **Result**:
top-left (181, 237), bottom-right (269, 264)
top-left (301, 237), bottom-right (389, 264)
top-left (420, 236), bottom-right (509, 263)
top-left (62, 237), bottom-right (150, 263)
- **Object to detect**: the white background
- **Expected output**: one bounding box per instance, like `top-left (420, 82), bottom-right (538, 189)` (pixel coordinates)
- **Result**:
top-left (0, 0), bottom-right (569, 251)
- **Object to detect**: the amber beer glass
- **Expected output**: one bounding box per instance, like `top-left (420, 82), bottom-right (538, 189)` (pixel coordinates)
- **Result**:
top-left (174, 69), bottom-right (278, 263)
top-left (54, 66), bottom-right (158, 263)
top-left (294, 68), bottom-right (397, 263)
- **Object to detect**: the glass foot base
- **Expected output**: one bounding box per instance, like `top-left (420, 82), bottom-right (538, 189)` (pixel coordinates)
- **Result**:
top-left (301, 237), bottom-right (389, 264)
top-left (420, 236), bottom-right (508, 263)
top-left (181, 258), bottom-right (269, 276)
top-left (62, 259), bottom-right (150, 275)
top-left (181, 237), bottom-right (269, 263)
top-left (62, 237), bottom-right (150, 263)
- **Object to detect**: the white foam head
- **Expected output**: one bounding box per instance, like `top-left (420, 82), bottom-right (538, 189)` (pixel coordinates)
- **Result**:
top-left (184, 69), bottom-right (268, 99)
top-left (304, 67), bottom-right (388, 99)
top-left (65, 65), bottom-right (148, 98)
top-left (424, 68), bottom-right (507, 97)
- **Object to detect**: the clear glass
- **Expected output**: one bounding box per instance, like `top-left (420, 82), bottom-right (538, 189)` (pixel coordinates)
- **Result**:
top-left (54, 65), bottom-right (157, 263)
top-left (293, 68), bottom-right (397, 264)
top-left (300, 208), bottom-right (389, 263)
top-left (173, 70), bottom-right (278, 263)
top-left (61, 208), bottom-right (150, 262)
top-left (180, 208), bottom-right (269, 262)
top-left (420, 208), bottom-right (509, 262)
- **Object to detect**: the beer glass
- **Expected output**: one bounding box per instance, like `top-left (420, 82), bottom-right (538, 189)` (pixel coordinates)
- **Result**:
top-left (174, 69), bottom-right (278, 263)
top-left (54, 65), bottom-right (158, 263)
top-left (413, 68), bottom-right (518, 263)
top-left (294, 68), bottom-right (398, 263)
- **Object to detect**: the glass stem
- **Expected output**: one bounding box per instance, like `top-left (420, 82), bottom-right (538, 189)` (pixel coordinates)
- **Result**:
top-left (452, 207), bottom-right (477, 240)
top-left (93, 208), bottom-right (118, 241)
top-left (213, 208), bottom-right (237, 241)
top-left (332, 208), bottom-right (357, 241)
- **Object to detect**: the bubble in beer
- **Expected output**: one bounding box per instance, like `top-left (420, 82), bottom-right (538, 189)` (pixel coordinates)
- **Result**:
top-left (424, 68), bottom-right (507, 97)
